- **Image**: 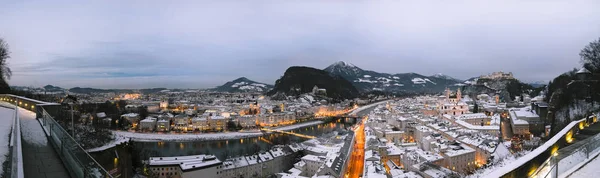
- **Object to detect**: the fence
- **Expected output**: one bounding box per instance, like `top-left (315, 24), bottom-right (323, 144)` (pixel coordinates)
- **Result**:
top-left (531, 118), bottom-right (600, 178)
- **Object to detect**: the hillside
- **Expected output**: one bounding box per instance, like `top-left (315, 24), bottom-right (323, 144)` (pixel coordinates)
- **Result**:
top-left (68, 87), bottom-right (134, 94)
top-left (267, 66), bottom-right (359, 100)
top-left (324, 61), bottom-right (461, 93)
top-left (461, 77), bottom-right (536, 101)
top-left (213, 77), bottom-right (273, 93)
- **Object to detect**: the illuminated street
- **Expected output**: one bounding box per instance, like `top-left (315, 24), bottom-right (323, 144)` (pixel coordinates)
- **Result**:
top-left (345, 116), bottom-right (366, 178)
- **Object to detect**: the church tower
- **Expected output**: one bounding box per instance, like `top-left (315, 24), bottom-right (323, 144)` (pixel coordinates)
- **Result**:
top-left (445, 88), bottom-right (450, 100)
top-left (457, 88), bottom-right (462, 101)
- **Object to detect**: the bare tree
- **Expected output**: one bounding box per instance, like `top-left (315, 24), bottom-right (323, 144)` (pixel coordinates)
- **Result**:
top-left (580, 37), bottom-right (600, 73)
top-left (0, 38), bottom-right (12, 81)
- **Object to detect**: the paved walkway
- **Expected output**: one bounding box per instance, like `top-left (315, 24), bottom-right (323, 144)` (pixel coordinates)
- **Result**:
top-left (18, 107), bottom-right (70, 178)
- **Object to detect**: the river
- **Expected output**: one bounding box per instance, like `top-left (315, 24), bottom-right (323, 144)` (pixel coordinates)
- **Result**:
top-left (90, 103), bottom-right (381, 177)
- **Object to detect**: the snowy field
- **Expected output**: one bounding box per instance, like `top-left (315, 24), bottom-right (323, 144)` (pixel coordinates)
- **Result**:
top-left (0, 107), bottom-right (14, 176)
top-left (569, 155), bottom-right (600, 177)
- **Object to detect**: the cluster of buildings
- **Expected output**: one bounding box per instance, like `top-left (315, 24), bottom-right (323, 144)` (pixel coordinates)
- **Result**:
top-left (148, 145), bottom-right (302, 178)
top-left (356, 89), bottom-right (544, 177)
top-left (131, 111), bottom-right (298, 132)
top-left (98, 91), bottom-right (358, 133)
top-left (276, 131), bottom-right (355, 178)
top-left (479, 72), bottom-right (515, 80)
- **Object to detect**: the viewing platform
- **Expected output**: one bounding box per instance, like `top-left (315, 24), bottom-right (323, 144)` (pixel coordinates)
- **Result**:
top-left (0, 94), bottom-right (113, 178)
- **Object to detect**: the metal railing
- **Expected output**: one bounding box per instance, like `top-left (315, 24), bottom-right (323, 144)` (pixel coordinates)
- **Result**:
top-left (532, 122), bottom-right (600, 178)
top-left (0, 94), bottom-right (113, 178)
top-left (39, 107), bottom-right (114, 178)
top-left (488, 114), bottom-right (598, 178)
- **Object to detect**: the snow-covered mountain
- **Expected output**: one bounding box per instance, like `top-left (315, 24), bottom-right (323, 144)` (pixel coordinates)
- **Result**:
top-left (430, 73), bottom-right (461, 83)
top-left (213, 77), bottom-right (273, 93)
top-left (324, 61), bottom-right (461, 93)
top-left (528, 81), bottom-right (548, 88)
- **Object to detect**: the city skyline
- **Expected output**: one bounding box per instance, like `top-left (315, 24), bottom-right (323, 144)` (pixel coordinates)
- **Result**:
top-left (1, 0), bottom-right (600, 88)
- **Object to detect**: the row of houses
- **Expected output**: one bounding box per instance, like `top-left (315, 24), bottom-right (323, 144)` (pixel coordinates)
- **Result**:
top-left (132, 112), bottom-right (297, 132)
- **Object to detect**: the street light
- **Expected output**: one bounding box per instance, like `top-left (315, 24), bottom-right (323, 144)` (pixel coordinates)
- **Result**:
top-left (61, 95), bottom-right (78, 137)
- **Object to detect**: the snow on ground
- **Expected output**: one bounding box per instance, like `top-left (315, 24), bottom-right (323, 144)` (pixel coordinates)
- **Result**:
top-left (568, 154), bottom-right (600, 177)
top-left (0, 107), bottom-right (14, 176)
top-left (467, 150), bottom-right (531, 178)
top-left (86, 136), bottom-right (130, 153)
top-left (273, 121), bottom-right (323, 131)
top-left (18, 106), bottom-right (48, 146)
top-left (113, 130), bottom-right (264, 142)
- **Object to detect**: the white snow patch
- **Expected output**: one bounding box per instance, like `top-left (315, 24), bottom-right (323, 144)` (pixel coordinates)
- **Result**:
top-left (0, 107), bottom-right (14, 175)
top-left (424, 78), bottom-right (437, 85)
top-left (377, 77), bottom-right (393, 83)
top-left (392, 76), bottom-right (399, 79)
top-left (411, 78), bottom-right (427, 84)
top-left (86, 136), bottom-right (131, 153)
top-left (393, 83), bottom-right (404, 86)
top-left (356, 78), bottom-right (376, 83)
top-left (568, 152), bottom-right (600, 177)
top-left (19, 107), bottom-right (48, 146)
top-left (231, 82), bottom-right (247, 88)
top-left (364, 75), bottom-right (371, 78)
top-left (251, 83), bottom-right (267, 87)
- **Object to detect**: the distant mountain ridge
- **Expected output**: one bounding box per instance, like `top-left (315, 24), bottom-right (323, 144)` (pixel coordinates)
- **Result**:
top-left (213, 77), bottom-right (273, 93)
top-left (267, 66), bottom-right (359, 100)
top-left (324, 61), bottom-right (461, 93)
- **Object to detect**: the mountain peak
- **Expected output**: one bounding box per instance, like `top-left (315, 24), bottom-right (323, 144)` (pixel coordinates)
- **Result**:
top-left (430, 73), bottom-right (460, 82)
top-left (332, 61), bottom-right (355, 68)
top-left (233, 77), bottom-right (250, 81)
top-left (214, 77), bottom-right (273, 93)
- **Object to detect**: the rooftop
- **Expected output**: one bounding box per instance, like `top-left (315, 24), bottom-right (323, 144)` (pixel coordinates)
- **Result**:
top-left (149, 154), bottom-right (222, 171)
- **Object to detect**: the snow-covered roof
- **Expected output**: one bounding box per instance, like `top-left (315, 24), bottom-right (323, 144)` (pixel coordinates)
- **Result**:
top-left (258, 151), bottom-right (273, 161)
top-left (140, 117), bottom-right (156, 123)
top-left (149, 155), bottom-right (221, 171)
top-left (121, 113), bottom-right (139, 118)
top-left (301, 155), bottom-right (323, 162)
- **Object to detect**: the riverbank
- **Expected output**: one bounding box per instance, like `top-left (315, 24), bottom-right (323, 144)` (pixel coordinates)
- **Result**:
top-left (86, 136), bottom-right (130, 153)
top-left (89, 101), bottom-right (388, 150)
top-left (110, 120), bottom-right (325, 142)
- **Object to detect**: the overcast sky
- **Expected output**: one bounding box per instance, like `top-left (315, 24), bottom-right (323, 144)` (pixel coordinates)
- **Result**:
top-left (1, 0), bottom-right (599, 89)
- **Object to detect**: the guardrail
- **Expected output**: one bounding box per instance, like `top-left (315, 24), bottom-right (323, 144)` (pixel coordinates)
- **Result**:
top-left (531, 115), bottom-right (600, 178)
top-left (0, 94), bottom-right (113, 178)
top-left (9, 104), bottom-right (24, 178)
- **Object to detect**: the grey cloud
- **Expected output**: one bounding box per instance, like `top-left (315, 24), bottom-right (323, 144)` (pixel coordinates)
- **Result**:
top-left (1, 0), bottom-right (599, 88)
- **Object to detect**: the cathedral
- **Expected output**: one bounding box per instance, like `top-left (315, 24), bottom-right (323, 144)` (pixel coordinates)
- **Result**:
top-left (438, 88), bottom-right (470, 116)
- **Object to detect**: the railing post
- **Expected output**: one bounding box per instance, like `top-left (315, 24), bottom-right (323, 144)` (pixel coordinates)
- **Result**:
top-left (555, 156), bottom-right (558, 178)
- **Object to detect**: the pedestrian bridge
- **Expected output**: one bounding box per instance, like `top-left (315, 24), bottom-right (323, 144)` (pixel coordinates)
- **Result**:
top-left (260, 128), bottom-right (316, 139)
top-left (1, 94), bottom-right (113, 178)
